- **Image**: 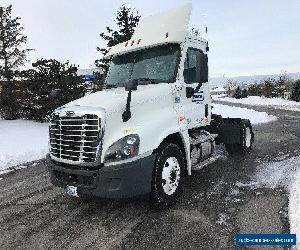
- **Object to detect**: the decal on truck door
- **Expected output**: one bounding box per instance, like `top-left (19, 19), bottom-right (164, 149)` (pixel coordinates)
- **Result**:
top-left (175, 96), bottom-right (181, 103)
top-left (192, 90), bottom-right (204, 104)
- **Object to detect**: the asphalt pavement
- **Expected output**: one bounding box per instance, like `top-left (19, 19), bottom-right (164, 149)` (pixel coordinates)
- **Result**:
top-left (0, 102), bottom-right (299, 249)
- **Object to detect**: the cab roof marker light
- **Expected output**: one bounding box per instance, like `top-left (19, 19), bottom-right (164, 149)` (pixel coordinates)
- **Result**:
top-left (206, 41), bottom-right (209, 52)
top-left (137, 39), bottom-right (141, 44)
top-left (125, 41), bottom-right (129, 47)
top-left (131, 40), bottom-right (135, 46)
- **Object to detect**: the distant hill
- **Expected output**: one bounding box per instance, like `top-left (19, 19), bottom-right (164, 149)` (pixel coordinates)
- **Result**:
top-left (210, 72), bottom-right (300, 87)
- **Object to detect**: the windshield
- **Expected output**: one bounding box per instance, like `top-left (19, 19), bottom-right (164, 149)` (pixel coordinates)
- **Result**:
top-left (106, 44), bottom-right (180, 87)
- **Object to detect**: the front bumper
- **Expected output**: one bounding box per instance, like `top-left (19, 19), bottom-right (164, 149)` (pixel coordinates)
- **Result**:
top-left (47, 154), bottom-right (156, 199)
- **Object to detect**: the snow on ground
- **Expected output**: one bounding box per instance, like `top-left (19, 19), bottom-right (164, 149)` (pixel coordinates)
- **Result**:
top-left (211, 93), bottom-right (228, 98)
top-left (252, 156), bottom-right (299, 190)
top-left (212, 103), bottom-right (277, 125)
top-left (289, 168), bottom-right (300, 249)
top-left (212, 96), bottom-right (300, 112)
top-left (236, 155), bottom-right (300, 248)
top-left (211, 86), bottom-right (226, 92)
top-left (0, 120), bottom-right (49, 174)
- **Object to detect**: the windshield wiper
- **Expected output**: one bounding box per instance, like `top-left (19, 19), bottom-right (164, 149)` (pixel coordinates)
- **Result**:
top-left (104, 84), bottom-right (118, 89)
top-left (134, 78), bottom-right (159, 85)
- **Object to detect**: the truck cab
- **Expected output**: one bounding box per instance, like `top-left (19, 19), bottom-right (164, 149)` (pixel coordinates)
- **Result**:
top-left (47, 5), bottom-right (254, 206)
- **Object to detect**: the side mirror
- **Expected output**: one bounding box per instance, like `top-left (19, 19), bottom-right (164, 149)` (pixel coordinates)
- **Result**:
top-left (122, 79), bottom-right (138, 122)
top-left (186, 86), bottom-right (195, 98)
top-left (125, 79), bottom-right (138, 91)
top-left (49, 89), bottom-right (62, 99)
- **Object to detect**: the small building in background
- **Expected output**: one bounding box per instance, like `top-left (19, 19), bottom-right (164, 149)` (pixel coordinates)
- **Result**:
top-left (77, 68), bottom-right (103, 77)
top-left (78, 68), bottom-right (104, 92)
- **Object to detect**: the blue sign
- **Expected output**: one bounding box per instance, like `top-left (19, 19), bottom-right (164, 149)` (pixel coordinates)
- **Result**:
top-left (235, 234), bottom-right (296, 246)
top-left (192, 91), bottom-right (204, 104)
top-left (83, 75), bottom-right (95, 81)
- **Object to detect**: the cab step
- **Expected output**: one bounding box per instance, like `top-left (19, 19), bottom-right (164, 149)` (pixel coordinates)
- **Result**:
top-left (189, 130), bottom-right (218, 145)
top-left (191, 153), bottom-right (221, 171)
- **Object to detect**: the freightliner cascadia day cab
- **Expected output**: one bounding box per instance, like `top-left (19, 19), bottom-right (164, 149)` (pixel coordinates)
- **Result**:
top-left (47, 5), bottom-right (254, 206)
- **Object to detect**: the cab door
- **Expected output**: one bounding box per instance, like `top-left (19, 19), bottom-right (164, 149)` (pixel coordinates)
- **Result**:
top-left (182, 48), bottom-right (209, 129)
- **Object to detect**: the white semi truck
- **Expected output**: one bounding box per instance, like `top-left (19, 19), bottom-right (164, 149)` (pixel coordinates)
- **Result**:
top-left (47, 5), bottom-right (254, 206)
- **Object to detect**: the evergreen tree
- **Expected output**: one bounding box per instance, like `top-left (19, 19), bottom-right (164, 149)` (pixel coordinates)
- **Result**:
top-left (291, 80), bottom-right (300, 102)
top-left (247, 83), bottom-right (262, 96)
top-left (261, 78), bottom-right (276, 98)
top-left (234, 86), bottom-right (242, 99)
top-left (0, 5), bottom-right (32, 80)
top-left (0, 5), bottom-right (32, 119)
top-left (95, 5), bottom-right (140, 74)
top-left (20, 59), bottom-right (85, 121)
top-left (241, 88), bottom-right (248, 98)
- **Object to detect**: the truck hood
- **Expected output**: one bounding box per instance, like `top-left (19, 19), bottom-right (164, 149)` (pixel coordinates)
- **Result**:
top-left (61, 84), bottom-right (171, 115)
top-left (64, 88), bottom-right (126, 114)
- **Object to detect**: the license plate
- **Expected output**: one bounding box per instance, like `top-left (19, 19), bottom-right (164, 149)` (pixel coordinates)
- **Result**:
top-left (66, 186), bottom-right (78, 197)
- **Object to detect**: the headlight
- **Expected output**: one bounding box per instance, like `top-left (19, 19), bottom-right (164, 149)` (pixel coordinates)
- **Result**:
top-left (104, 134), bottom-right (140, 163)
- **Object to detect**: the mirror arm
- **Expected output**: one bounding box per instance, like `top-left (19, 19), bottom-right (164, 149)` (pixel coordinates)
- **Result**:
top-left (122, 90), bottom-right (132, 122)
top-left (186, 82), bottom-right (203, 98)
top-left (122, 79), bottom-right (138, 122)
top-left (194, 82), bottom-right (203, 93)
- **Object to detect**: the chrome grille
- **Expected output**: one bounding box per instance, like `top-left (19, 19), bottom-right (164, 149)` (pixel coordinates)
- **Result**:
top-left (49, 114), bottom-right (101, 163)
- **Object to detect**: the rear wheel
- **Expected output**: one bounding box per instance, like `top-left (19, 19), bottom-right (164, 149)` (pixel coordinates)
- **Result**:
top-left (225, 119), bottom-right (254, 155)
top-left (151, 143), bottom-right (185, 207)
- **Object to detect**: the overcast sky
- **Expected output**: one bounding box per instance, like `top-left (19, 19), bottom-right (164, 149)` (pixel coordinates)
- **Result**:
top-left (2, 0), bottom-right (300, 77)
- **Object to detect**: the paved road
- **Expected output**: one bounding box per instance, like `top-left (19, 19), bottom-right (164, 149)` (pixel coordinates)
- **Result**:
top-left (0, 102), bottom-right (299, 249)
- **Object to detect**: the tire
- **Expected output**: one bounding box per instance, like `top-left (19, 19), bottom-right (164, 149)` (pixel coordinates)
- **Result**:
top-left (151, 143), bottom-right (185, 207)
top-left (225, 119), bottom-right (254, 155)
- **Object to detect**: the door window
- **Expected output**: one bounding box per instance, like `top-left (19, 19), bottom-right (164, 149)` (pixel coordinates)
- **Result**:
top-left (183, 48), bottom-right (208, 84)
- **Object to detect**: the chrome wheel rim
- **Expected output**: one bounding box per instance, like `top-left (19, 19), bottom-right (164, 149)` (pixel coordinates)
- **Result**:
top-left (162, 157), bottom-right (180, 195)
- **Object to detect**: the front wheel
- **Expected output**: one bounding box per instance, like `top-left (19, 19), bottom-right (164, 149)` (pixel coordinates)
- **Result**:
top-left (151, 143), bottom-right (185, 207)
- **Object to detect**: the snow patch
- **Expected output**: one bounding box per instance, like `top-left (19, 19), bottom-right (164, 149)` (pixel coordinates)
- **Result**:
top-left (216, 213), bottom-right (229, 226)
top-left (229, 188), bottom-right (240, 196)
top-left (213, 96), bottom-right (300, 112)
top-left (240, 156), bottom-right (300, 244)
top-left (0, 120), bottom-right (49, 172)
top-left (252, 156), bottom-right (300, 190)
top-left (289, 168), bottom-right (300, 250)
top-left (0, 168), bottom-right (14, 175)
top-left (211, 94), bottom-right (228, 98)
top-left (212, 104), bottom-right (277, 125)
top-left (211, 86), bottom-right (226, 92)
